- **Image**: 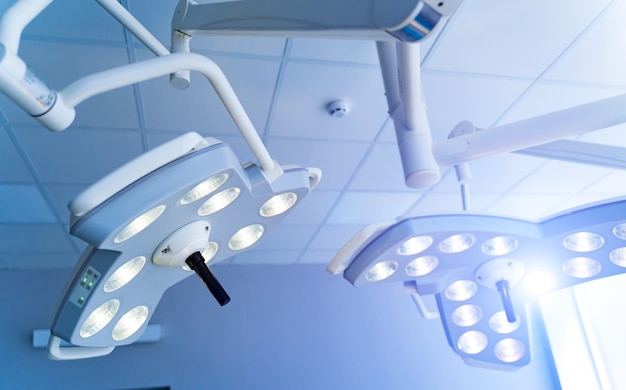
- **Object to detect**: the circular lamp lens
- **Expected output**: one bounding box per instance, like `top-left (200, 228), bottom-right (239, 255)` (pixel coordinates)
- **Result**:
top-left (104, 256), bottom-right (146, 292)
top-left (523, 271), bottom-right (558, 294)
top-left (452, 304), bottom-right (483, 327)
top-left (563, 257), bottom-right (601, 278)
top-left (494, 338), bottom-right (525, 363)
top-left (180, 173), bottom-right (229, 205)
top-left (365, 260), bottom-right (398, 282)
top-left (489, 311), bottom-right (520, 334)
top-left (198, 188), bottom-right (240, 216)
top-left (114, 205), bottom-right (165, 244)
top-left (610, 247), bottom-right (626, 267)
top-left (406, 256), bottom-right (438, 277)
top-left (563, 232), bottom-right (604, 252)
top-left (457, 331), bottom-right (488, 355)
top-left (79, 299), bottom-right (120, 338)
top-left (481, 236), bottom-right (518, 256)
top-left (398, 235), bottom-right (433, 256)
top-left (260, 192), bottom-right (297, 217)
top-left (439, 234), bottom-right (475, 254)
top-left (445, 280), bottom-right (478, 301)
top-left (112, 305), bottom-right (149, 341)
top-left (229, 224), bottom-right (264, 251)
top-left (614, 223), bottom-right (626, 240)
top-left (183, 242), bottom-right (219, 271)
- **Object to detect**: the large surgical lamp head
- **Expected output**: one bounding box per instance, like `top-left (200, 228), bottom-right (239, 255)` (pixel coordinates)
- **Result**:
top-left (329, 197), bottom-right (626, 370)
top-left (48, 132), bottom-right (320, 359)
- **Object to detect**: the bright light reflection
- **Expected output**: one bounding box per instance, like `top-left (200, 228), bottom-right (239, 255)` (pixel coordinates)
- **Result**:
top-left (614, 223), bottom-right (626, 240)
top-left (610, 247), bottom-right (626, 267)
top-left (439, 234), bottom-right (475, 254)
top-left (452, 304), bottom-right (483, 327)
top-left (494, 338), bottom-right (525, 363)
top-left (563, 232), bottom-right (604, 252)
top-left (457, 331), bottom-right (488, 355)
top-left (229, 224), bottom-right (264, 251)
top-left (489, 311), bottom-right (520, 334)
top-left (563, 257), bottom-right (601, 278)
top-left (79, 299), bottom-right (120, 338)
top-left (104, 256), bottom-right (146, 292)
top-left (405, 256), bottom-right (438, 277)
top-left (114, 205), bottom-right (165, 243)
top-left (366, 260), bottom-right (398, 282)
top-left (398, 235), bottom-right (433, 256)
top-left (180, 173), bottom-right (229, 205)
top-left (112, 306), bottom-right (149, 341)
top-left (445, 280), bottom-right (478, 301)
top-left (198, 188), bottom-right (240, 216)
top-left (260, 192), bottom-right (297, 217)
top-left (523, 271), bottom-right (558, 294)
top-left (481, 236), bottom-right (518, 256)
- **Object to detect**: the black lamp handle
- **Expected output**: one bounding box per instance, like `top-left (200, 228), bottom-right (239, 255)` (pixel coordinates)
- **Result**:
top-left (185, 251), bottom-right (231, 306)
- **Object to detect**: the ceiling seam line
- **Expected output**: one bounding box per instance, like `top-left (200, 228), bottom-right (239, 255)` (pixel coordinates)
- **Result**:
top-left (259, 38), bottom-right (293, 142)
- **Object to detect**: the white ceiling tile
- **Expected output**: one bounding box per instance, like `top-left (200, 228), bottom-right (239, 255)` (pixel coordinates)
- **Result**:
top-left (484, 194), bottom-right (572, 220)
top-left (326, 192), bottom-right (418, 225)
top-left (497, 81), bottom-right (626, 124)
top-left (348, 143), bottom-right (419, 192)
top-left (253, 225), bottom-right (318, 251)
top-left (422, 72), bottom-right (532, 139)
top-left (0, 224), bottom-right (75, 253)
top-left (548, 193), bottom-right (623, 216)
top-left (270, 61), bottom-right (387, 141)
top-left (0, 253), bottom-right (81, 269)
top-left (508, 160), bottom-right (613, 194)
top-left (289, 38), bottom-right (379, 64)
top-left (425, 0), bottom-right (613, 78)
top-left (307, 224), bottom-right (365, 251)
top-left (45, 184), bottom-right (88, 221)
top-left (265, 138), bottom-right (371, 191)
top-left (409, 192), bottom-right (502, 214)
top-left (577, 123), bottom-right (626, 147)
top-left (582, 170), bottom-right (626, 195)
top-left (138, 50), bottom-right (279, 135)
top-left (14, 126), bottom-right (144, 184)
top-left (0, 185), bottom-right (56, 223)
top-left (0, 126), bottom-right (34, 183)
top-left (543, 0), bottom-right (626, 86)
top-left (24, 0), bottom-right (126, 42)
top-left (457, 154), bottom-right (546, 193)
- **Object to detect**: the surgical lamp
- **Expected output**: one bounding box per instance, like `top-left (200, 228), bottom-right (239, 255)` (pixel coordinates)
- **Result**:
top-left (329, 197), bottom-right (626, 370)
top-left (0, 0), bottom-right (320, 359)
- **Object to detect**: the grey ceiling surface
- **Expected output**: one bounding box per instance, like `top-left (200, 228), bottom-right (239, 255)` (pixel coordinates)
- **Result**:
top-left (1, 0), bottom-right (626, 270)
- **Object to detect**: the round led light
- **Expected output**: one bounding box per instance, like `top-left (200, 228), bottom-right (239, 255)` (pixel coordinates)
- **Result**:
top-left (489, 311), bottom-right (520, 334)
top-left (198, 187), bottom-right (240, 216)
top-left (481, 236), bottom-right (518, 256)
top-left (114, 205), bottom-right (165, 244)
top-left (365, 260), bottom-right (398, 282)
top-left (405, 256), bottom-right (438, 277)
top-left (183, 242), bottom-right (219, 271)
top-left (563, 257), bottom-right (601, 278)
top-left (104, 256), bottom-right (146, 292)
top-left (439, 234), bottom-right (475, 254)
top-left (457, 331), bottom-right (488, 355)
top-left (79, 299), bottom-right (120, 338)
top-left (180, 173), bottom-right (229, 205)
top-left (563, 232), bottom-right (604, 252)
top-left (260, 192), bottom-right (297, 217)
top-left (523, 271), bottom-right (558, 294)
top-left (614, 223), bottom-right (626, 240)
top-left (398, 235), bottom-right (433, 256)
top-left (112, 305), bottom-right (149, 341)
top-left (445, 280), bottom-right (478, 302)
top-left (610, 247), bottom-right (626, 267)
top-left (452, 304), bottom-right (483, 327)
top-left (229, 224), bottom-right (264, 251)
top-left (494, 338), bottom-right (525, 363)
